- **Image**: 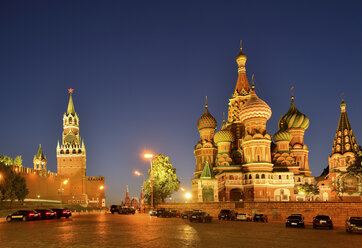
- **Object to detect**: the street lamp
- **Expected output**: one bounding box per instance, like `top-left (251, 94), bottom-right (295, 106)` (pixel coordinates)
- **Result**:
top-left (143, 153), bottom-right (154, 210)
top-left (59, 179), bottom-right (69, 208)
top-left (185, 193), bottom-right (192, 203)
top-left (97, 185), bottom-right (104, 208)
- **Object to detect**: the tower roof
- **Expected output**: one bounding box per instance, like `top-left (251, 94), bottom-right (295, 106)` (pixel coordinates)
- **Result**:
top-left (67, 88), bottom-right (76, 115)
top-left (233, 44), bottom-right (251, 97)
top-left (278, 96), bottom-right (309, 130)
top-left (331, 100), bottom-right (359, 155)
top-left (35, 144), bottom-right (46, 160)
top-left (200, 161), bottom-right (214, 179)
top-left (197, 98), bottom-right (217, 130)
top-left (239, 89), bottom-right (272, 121)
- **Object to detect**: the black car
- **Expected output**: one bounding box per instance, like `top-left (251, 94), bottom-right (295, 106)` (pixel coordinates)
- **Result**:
top-left (253, 214), bottom-right (268, 222)
top-left (286, 215), bottom-right (304, 228)
top-left (119, 207), bottom-right (136, 215)
top-left (6, 210), bottom-right (39, 222)
top-left (34, 209), bottom-right (57, 219)
top-left (149, 210), bottom-right (157, 216)
top-left (181, 211), bottom-right (193, 219)
top-left (52, 208), bottom-right (72, 219)
top-left (313, 215), bottom-right (333, 229)
top-left (190, 212), bottom-right (212, 223)
top-left (110, 205), bottom-right (121, 214)
top-left (218, 209), bottom-right (236, 220)
top-left (345, 217), bottom-right (362, 233)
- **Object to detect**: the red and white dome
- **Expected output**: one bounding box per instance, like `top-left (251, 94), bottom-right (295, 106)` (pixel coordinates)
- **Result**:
top-left (240, 90), bottom-right (272, 121)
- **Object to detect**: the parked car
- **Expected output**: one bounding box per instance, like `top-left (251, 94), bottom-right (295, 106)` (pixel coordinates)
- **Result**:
top-left (149, 210), bottom-right (157, 216)
top-left (110, 205), bottom-right (121, 214)
top-left (34, 209), bottom-right (57, 219)
top-left (286, 214), bottom-right (304, 228)
top-left (236, 213), bottom-right (252, 221)
top-left (345, 217), bottom-right (362, 233)
top-left (181, 211), bottom-right (193, 219)
top-left (119, 207), bottom-right (136, 215)
top-left (313, 215), bottom-right (333, 229)
top-left (190, 212), bottom-right (212, 223)
top-left (52, 208), bottom-right (72, 219)
top-left (218, 209), bottom-right (236, 220)
top-left (6, 210), bottom-right (39, 222)
top-left (253, 214), bottom-right (268, 222)
top-left (170, 210), bottom-right (181, 218)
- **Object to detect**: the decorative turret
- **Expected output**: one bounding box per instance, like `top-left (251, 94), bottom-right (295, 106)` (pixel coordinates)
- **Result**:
top-left (331, 99), bottom-right (359, 155)
top-left (214, 116), bottom-right (235, 166)
top-left (194, 97), bottom-right (218, 176)
top-left (33, 144), bottom-right (47, 170)
top-left (197, 97), bottom-right (217, 141)
top-left (273, 121), bottom-right (293, 144)
top-left (233, 41), bottom-right (251, 97)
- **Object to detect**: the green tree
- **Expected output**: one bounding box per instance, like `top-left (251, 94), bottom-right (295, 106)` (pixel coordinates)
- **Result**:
top-left (0, 156), bottom-right (13, 166)
top-left (332, 178), bottom-right (346, 201)
top-left (13, 156), bottom-right (23, 167)
top-left (143, 154), bottom-right (180, 204)
top-left (297, 183), bottom-right (320, 201)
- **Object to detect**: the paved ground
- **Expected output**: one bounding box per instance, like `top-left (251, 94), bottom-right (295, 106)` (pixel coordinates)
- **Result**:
top-left (0, 213), bottom-right (361, 248)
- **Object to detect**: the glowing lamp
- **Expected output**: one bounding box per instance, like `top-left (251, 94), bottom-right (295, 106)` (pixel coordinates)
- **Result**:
top-left (144, 154), bottom-right (153, 159)
top-left (99, 185), bottom-right (104, 190)
top-left (185, 193), bottom-right (192, 199)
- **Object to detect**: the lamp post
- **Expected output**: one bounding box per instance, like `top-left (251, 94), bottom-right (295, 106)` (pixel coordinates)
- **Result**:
top-left (58, 179), bottom-right (68, 208)
top-left (185, 193), bottom-right (192, 203)
top-left (97, 185), bottom-right (104, 209)
top-left (144, 153), bottom-right (154, 210)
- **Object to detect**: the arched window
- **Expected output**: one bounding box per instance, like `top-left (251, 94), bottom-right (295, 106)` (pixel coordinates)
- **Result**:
top-left (72, 149), bottom-right (76, 154)
top-left (249, 174), bottom-right (252, 179)
top-left (256, 174), bottom-right (260, 179)
top-left (229, 175), bottom-right (234, 180)
top-left (286, 175), bottom-right (289, 179)
top-left (278, 175), bottom-right (282, 180)
top-left (60, 150), bottom-right (64, 154)
top-left (69, 117), bottom-right (72, 123)
top-left (78, 149), bottom-right (82, 154)
top-left (261, 174), bottom-right (265, 179)
top-left (66, 150), bottom-right (69, 154)
top-left (244, 175), bottom-right (247, 180)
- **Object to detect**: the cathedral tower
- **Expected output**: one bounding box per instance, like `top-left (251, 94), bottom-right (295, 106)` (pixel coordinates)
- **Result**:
top-left (33, 144), bottom-right (47, 170)
top-left (279, 93), bottom-right (311, 176)
top-left (194, 98), bottom-right (218, 177)
top-left (329, 99), bottom-right (359, 172)
top-left (57, 89), bottom-right (87, 198)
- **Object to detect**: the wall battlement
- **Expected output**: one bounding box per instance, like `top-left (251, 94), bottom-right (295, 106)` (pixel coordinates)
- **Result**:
top-left (87, 176), bottom-right (105, 181)
top-left (13, 165), bottom-right (59, 178)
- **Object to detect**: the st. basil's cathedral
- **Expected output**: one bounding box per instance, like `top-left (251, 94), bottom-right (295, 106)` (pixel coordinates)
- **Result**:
top-left (192, 46), bottom-right (361, 202)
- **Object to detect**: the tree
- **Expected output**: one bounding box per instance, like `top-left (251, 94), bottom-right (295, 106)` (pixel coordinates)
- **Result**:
top-left (332, 178), bottom-right (346, 201)
top-left (13, 156), bottom-right (23, 167)
top-left (0, 156), bottom-right (13, 166)
top-left (143, 154), bottom-right (180, 204)
top-left (297, 183), bottom-right (320, 201)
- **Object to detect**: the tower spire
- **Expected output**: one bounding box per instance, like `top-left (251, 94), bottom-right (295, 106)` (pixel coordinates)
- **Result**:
top-left (205, 95), bottom-right (208, 109)
top-left (233, 42), bottom-right (251, 96)
top-left (291, 86), bottom-right (294, 101)
top-left (67, 88), bottom-right (76, 115)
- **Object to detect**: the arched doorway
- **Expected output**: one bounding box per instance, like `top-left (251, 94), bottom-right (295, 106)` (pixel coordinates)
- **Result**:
top-left (229, 188), bottom-right (243, 201)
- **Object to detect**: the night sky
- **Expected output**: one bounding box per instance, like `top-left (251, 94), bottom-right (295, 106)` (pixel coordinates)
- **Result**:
top-left (1, 0), bottom-right (362, 204)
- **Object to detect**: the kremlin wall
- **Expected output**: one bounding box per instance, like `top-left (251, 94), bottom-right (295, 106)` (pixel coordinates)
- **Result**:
top-left (13, 90), bottom-right (105, 207)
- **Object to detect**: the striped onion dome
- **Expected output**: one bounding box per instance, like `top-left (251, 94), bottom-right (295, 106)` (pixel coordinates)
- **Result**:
top-left (214, 123), bottom-right (235, 144)
top-left (278, 98), bottom-right (309, 130)
top-left (197, 106), bottom-right (217, 130)
top-left (273, 128), bottom-right (292, 143)
top-left (240, 90), bottom-right (272, 122)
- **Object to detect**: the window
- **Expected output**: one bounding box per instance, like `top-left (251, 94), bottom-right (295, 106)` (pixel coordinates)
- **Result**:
top-left (249, 174), bottom-right (252, 179)
top-left (279, 175), bottom-right (282, 180)
top-left (256, 174), bottom-right (260, 179)
top-left (66, 150), bottom-right (69, 154)
top-left (244, 175), bottom-right (247, 180)
top-left (261, 174), bottom-right (265, 179)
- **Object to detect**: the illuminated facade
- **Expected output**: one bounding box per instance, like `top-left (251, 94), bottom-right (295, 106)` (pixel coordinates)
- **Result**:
top-left (192, 47), bottom-right (316, 202)
top-left (20, 89), bottom-right (106, 207)
top-left (316, 100), bottom-right (362, 201)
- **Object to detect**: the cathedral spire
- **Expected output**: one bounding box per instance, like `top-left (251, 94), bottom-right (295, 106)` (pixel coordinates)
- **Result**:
top-left (36, 144), bottom-right (46, 159)
top-left (233, 42), bottom-right (251, 97)
top-left (67, 88), bottom-right (76, 115)
top-left (331, 99), bottom-right (359, 155)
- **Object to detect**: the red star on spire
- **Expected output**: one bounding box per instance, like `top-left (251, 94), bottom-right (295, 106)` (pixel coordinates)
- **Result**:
top-left (68, 88), bottom-right (74, 94)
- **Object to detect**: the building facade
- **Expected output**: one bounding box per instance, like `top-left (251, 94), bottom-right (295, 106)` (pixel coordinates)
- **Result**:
top-left (17, 89), bottom-right (105, 207)
top-left (191, 47), bottom-right (358, 202)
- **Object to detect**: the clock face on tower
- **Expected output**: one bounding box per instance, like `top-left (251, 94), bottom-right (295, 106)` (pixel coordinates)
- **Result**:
top-left (65, 134), bottom-right (76, 144)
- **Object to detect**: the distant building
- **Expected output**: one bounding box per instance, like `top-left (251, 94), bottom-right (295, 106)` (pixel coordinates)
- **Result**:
top-left (192, 47), bottom-right (361, 202)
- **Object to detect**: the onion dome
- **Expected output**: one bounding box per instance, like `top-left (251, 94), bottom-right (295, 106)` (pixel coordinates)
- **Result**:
top-left (240, 90), bottom-right (272, 121)
top-left (278, 96), bottom-right (309, 130)
top-left (197, 101), bottom-right (217, 130)
top-left (214, 122), bottom-right (235, 144)
top-left (273, 121), bottom-right (292, 143)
